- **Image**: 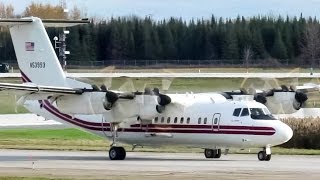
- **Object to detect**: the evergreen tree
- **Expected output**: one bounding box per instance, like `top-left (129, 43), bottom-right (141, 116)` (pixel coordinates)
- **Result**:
top-left (221, 29), bottom-right (239, 60)
top-left (2, 11), bottom-right (320, 67)
top-left (271, 30), bottom-right (288, 59)
top-left (251, 30), bottom-right (266, 59)
top-left (159, 24), bottom-right (176, 59)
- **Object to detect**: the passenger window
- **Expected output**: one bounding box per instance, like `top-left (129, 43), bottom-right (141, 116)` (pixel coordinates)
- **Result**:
top-left (198, 117), bottom-right (201, 124)
top-left (241, 108), bottom-right (249, 116)
top-left (233, 108), bottom-right (241, 117)
top-left (187, 117), bottom-right (190, 124)
top-left (161, 117), bottom-right (165, 123)
top-left (167, 117), bottom-right (171, 124)
top-left (154, 117), bottom-right (158, 123)
top-left (214, 118), bottom-right (218, 124)
top-left (180, 117), bottom-right (184, 124)
top-left (204, 117), bottom-right (207, 124)
top-left (174, 117), bottom-right (178, 123)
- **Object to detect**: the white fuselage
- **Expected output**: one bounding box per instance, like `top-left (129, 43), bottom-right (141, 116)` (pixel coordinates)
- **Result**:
top-left (24, 93), bottom-right (293, 149)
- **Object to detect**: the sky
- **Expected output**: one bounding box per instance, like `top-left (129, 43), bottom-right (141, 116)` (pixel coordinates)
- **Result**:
top-left (2, 0), bottom-right (320, 20)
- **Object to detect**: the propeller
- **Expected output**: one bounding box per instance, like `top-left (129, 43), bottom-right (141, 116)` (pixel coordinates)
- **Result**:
top-left (152, 87), bottom-right (171, 113)
top-left (87, 70), bottom-right (175, 120)
top-left (103, 90), bottom-right (119, 110)
top-left (235, 76), bottom-right (309, 114)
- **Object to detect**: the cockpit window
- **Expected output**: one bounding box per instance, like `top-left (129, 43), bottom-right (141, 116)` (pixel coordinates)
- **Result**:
top-left (250, 108), bottom-right (276, 120)
top-left (240, 108), bottom-right (249, 116)
top-left (233, 108), bottom-right (241, 117)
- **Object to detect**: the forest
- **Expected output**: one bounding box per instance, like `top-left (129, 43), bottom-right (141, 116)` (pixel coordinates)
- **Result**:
top-left (1, 2), bottom-right (320, 67)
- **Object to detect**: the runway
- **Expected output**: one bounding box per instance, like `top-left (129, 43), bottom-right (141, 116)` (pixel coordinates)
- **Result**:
top-left (0, 149), bottom-right (320, 179)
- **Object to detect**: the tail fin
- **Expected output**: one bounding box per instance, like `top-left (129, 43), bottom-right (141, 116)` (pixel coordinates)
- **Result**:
top-left (0, 17), bottom-right (89, 87)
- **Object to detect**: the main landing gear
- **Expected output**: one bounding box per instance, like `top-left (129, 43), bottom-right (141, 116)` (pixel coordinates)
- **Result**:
top-left (257, 147), bottom-right (271, 161)
top-left (204, 149), bottom-right (222, 159)
top-left (109, 146), bottom-right (126, 160)
top-left (108, 123), bottom-right (127, 160)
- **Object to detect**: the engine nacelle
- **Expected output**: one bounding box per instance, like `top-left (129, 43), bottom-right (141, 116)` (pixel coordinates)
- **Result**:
top-left (265, 91), bottom-right (308, 114)
top-left (56, 92), bottom-right (106, 114)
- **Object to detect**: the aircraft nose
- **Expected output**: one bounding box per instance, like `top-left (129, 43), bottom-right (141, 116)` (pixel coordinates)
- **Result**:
top-left (280, 123), bottom-right (293, 143)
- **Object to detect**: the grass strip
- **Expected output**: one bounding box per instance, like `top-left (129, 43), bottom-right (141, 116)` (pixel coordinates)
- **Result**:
top-left (0, 128), bottom-right (320, 155)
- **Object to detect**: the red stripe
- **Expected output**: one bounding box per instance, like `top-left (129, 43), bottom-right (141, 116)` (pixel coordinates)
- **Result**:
top-left (20, 70), bottom-right (31, 82)
top-left (43, 100), bottom-right (110, 127)
top-left (21, 76), bottom-right (27, 83)
top-left (119, 128), bottom-right (275, 135)
top-left (41, 101), bottom-right (110, 131)
top-left (41, 101), bottom-right (275, 136)
top-left (134, 124), bottom-right (275, 131)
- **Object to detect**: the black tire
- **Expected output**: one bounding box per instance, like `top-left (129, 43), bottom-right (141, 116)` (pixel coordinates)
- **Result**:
top-left (119, 147), bottom-right (126, 160)
top-left (109, 147), bottom-right (119, 160)
top-left (109, 147), bottom-right (126, 160)
top-left (265, 154), bottom-right (271, 161)
top-left (214, 149), bottom-right (222, 159)
top-left (204, 149), bottom-right (214, 158)
top-left (258, 151), bottom-right (266, 161)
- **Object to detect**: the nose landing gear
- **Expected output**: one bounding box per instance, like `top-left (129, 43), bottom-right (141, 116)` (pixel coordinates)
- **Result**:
top-left (258, 147), bottom-right (271, 161)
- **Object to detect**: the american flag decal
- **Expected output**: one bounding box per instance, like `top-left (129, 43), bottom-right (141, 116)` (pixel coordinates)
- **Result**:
top-left (25, 42), bottom-right (35, 51)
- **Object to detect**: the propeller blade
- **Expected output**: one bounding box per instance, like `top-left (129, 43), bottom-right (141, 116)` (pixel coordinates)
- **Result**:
top-left (100, 84), bottom-right (107, 91)
top-left (162, 78), bottom-right (173, 91)
top-left (118, 78), bottom-right (135, 92)
top-left (15, 96), bottom-right (26, 113)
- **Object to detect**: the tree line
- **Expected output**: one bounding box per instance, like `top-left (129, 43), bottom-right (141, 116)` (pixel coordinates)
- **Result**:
top-left (1, 2), bottom-right (320, 67)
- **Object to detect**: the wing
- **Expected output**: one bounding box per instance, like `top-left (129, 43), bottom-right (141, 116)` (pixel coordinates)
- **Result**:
top-left (0, 82), bottom-right (83, 98)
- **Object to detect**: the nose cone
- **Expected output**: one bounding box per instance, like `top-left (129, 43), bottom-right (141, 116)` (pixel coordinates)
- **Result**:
top-left (280, 123), bottom-right (293, 143)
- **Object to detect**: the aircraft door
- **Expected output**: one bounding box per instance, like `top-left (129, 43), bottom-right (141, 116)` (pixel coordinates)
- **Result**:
top-left (212, 113), bottom-right (221, 131)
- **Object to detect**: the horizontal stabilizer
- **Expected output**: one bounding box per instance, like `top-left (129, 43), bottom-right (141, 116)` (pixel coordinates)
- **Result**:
top-left (0, 19), bottom-right (33, 26)
top-left (0, 18), bottom-right (90, 27)
top-left (0, 82), bottom-right (84, 95)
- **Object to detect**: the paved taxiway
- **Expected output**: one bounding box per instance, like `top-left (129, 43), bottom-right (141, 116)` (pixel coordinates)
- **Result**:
top-left (0, 149), bottom-right (320, 179)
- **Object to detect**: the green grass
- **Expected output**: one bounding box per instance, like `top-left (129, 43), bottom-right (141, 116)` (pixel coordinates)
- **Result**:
top-left (0, 129), bottom-right (107, 151)
top-left (0, 128), bottom-right (320, 155)
top-left (0, 128), bottom-right (100, 140)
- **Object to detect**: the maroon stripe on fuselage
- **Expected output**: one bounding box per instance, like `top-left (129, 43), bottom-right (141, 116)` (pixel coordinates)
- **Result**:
top-left (40, 100), bottom-right (276, 136)
top-left (135, 124), bottom-right (275, 131)
top-left (42, 101), bottom-right (110, 131)
top-left (20, 70), bottom-right (31, 82)
top-left (21, 76), bottom-right (27, 83)
top-left (43, 100), bottom-right (110, 127)
top-left (118, 128), bottom-right (275, 135)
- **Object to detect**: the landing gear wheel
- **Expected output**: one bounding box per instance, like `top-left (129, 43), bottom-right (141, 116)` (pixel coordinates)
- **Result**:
top-left (204, 149), bottom-right (214, 158)
top-left (265, 154), bottom-right (271, 161)
top-left (258, 151), bottom-right (271, 161)
top-left (213, 149), bottom-right (222, 159)
top-left (109, 147), bottom-right (126, 160)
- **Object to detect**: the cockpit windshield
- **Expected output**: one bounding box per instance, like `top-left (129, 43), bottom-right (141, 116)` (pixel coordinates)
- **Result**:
top-left (250, 108), bottom-right (277, 120)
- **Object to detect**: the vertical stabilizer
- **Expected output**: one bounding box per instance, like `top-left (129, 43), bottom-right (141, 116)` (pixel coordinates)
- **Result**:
top-left (9, 17), bottom-right (67, 86)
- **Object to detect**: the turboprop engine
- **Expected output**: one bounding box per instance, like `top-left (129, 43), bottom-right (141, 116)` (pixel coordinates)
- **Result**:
top-left (55, 91), bottom-right (107, 114)
top-left (253, 86), bottom-right (308, 114)
top-left (101, 88), bottom-right (171, 122)
top-left (222, 85), bottom-right (308, 114)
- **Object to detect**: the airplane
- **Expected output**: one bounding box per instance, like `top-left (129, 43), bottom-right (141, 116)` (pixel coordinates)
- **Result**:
top-left (0, 17), bottom-right (293, 161)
